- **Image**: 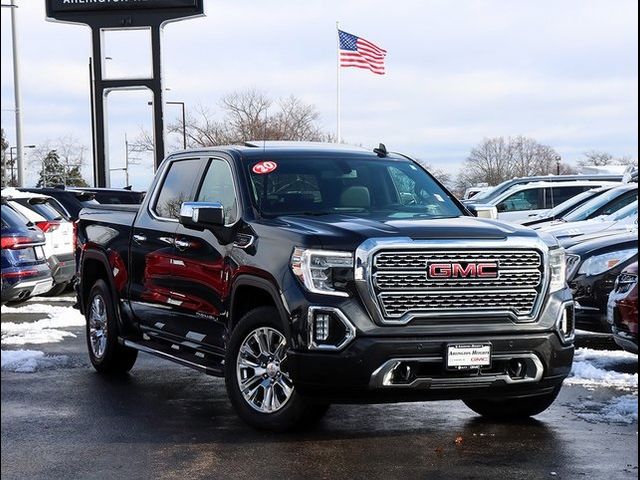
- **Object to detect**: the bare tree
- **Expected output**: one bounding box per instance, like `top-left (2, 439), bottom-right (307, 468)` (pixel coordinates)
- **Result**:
top-left (137, 89), bottom-right (331, 152)
top-left (579, 150), bottom-right (637, 168)
top-left (456, 136), bottom-right (571, 191)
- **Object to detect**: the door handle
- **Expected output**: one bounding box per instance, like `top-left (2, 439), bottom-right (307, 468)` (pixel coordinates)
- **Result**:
top-left (175, 239), bottom-right (191, 251)
top-left (132, 234), bottom-right (147, 244)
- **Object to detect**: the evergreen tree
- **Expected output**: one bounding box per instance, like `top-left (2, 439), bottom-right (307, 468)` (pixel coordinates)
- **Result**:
top-left (36, 150), bottom-right (65, 187)
top-left (1, 129), bottom-right (9, 187)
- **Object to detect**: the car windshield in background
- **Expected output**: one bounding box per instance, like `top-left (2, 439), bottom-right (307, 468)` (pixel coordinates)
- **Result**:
top-left (608, 202), bottom-right (638, 222)
top-left (246, 157), bottom-right (463, 219)
top-left (563, 188), bottom-right (637, 222)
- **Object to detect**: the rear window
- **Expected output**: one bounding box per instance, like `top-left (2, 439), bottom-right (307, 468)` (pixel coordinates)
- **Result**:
top-left (12, 198), bottom-right (64, 221)
top-left (91, 191), bottom-right (145, 205)
top-left (1, 203), bottom-right (30, 229)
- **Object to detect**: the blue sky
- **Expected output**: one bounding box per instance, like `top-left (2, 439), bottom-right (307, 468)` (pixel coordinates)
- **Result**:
top-left (1, 0), bottom-right (638, 189)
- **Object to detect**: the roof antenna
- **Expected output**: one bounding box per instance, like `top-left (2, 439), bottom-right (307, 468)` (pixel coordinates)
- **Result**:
top-left (373, 143), bottom-right (388, 158)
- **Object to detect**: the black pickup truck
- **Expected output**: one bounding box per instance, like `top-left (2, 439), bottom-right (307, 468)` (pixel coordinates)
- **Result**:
top-left (76, 142), bottom-right (575, 431)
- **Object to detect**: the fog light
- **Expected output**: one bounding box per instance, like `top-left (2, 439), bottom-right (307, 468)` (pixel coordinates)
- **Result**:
top-left (307, 307), bottom-right (356, 351)
top-left (315, 313), bottom-right (330, 341)
top-left (556, 302), bottom-right (576, 344)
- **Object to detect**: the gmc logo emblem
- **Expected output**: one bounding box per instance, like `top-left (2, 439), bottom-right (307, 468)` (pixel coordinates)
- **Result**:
top-left (427, 262), bottom-right (499, 279)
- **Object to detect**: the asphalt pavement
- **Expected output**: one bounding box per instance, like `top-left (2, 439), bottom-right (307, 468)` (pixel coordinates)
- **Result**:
top-left (1, 298), bottom-right (638, 480)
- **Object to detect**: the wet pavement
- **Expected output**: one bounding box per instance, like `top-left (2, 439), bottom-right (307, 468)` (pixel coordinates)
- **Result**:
top-left (2, 299), bottom-right (638, 480)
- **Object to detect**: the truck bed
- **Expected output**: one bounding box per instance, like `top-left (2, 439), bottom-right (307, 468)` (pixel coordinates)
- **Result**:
top-left (78, 204), bottom-right (139, 228)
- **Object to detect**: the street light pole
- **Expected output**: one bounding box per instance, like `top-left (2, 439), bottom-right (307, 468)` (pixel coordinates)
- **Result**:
top-left (8, 0), bottom-right (25, 186)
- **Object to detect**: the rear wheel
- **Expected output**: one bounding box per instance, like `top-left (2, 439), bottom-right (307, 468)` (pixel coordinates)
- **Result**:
top-left (463, 385), bottom-right (562, 419)
top-left (85, 280), bottom-right (137, 374)
top-left (225, 306), bottom-right (329, 431)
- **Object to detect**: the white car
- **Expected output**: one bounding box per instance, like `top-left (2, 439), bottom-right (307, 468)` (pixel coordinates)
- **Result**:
top-left (1, 188), bottom-right (76, 296)
top-left (486, 180), bottom-right (619, 223)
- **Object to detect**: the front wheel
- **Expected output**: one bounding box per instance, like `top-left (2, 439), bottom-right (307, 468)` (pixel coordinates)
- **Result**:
top-left (85, 279), bottom-right (137, 374)
top-left (463, 385), bottom-right (562, 420)
top-left (225, 306), bottom-right (329, 431)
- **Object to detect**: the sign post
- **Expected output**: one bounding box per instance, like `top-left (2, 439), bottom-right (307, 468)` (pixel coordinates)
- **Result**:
top-left (45, 0), bottom-right (204, 187)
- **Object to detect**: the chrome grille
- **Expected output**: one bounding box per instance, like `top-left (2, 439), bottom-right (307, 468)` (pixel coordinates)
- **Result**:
top-left (371, 249), bottom-right (545, 320)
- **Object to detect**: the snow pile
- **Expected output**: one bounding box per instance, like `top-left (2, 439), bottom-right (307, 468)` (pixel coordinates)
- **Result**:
top-left (567, 348), bottom-right (638, 391)
top-left (1, 349), bottom-right (69, 373)
top-left (574, 395), bottom-right (638, 425)
top-left (1, 304), bottom-right (85, 345)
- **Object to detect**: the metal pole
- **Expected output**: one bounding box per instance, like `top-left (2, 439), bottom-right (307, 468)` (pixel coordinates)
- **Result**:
top-left (180, 102), bottom-right (186, 149)
top-left (9, 0), bottom-right (25, 186)
top-left (336, 22), bottom-right (341, 143)
top-left (124, 134), bottom-right (130, 186)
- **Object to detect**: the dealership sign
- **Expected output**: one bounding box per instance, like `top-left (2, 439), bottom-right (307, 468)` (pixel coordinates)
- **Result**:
top-left (48, 0), bottom-right (198, 14)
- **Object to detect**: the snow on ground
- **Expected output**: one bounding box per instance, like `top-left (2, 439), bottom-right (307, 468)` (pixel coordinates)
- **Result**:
top-left (573, 395), bottom-right (638, 425)
top-left (1, 349), bottom-right (70, 373)
top-left (26, 296), bottom-right (74, 303)
top-left (1, 303), bottom-right (85, 345)
top-left (567, 348), bottom-right (638, 391)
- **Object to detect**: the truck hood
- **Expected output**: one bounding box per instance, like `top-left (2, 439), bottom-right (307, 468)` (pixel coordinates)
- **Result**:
top-left (267, 214), bottom-right (542, 250)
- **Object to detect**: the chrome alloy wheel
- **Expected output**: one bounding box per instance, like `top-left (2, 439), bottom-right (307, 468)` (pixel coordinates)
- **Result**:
top-left (88, 294), bottom-right (108, 359)
top-left (236, 327), bottom-right (294, 414)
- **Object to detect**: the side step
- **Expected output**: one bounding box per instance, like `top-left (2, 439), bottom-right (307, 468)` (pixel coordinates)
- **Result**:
top-left (119, 336), bottom-right (225, 377)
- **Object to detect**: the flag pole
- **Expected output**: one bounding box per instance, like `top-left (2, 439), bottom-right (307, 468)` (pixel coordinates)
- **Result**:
top-left (336, 21), bottom-right (341, 143)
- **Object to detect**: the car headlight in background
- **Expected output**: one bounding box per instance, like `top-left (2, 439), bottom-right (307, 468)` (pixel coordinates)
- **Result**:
top-left (578, 249), bottom-right (637, 277)
top-left (549, 248), bottom-right (567, 292)
top-left (291, 248), bottom-right (354, 296)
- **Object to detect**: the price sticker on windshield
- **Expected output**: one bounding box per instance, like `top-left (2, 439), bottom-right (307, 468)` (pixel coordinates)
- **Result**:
top-left (252, 161), bottom-right (278, 175)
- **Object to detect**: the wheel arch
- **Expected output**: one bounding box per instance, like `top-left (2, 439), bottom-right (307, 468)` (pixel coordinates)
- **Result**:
top-left (80, 250), bottom-right (121, 323)
top-left (229, 275), bottom-right (292, 340)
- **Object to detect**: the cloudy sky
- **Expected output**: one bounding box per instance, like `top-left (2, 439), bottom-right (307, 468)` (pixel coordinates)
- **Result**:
top-left (1, 0), bottom-right (638, 189)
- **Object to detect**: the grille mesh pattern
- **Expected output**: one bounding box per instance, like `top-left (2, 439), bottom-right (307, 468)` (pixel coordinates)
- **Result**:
top-left (372, 249), bottom-right (544, 320)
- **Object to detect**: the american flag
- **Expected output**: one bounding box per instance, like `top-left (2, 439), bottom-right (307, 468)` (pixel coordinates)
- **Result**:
top-left (339, 30), bottom-right (387, 75)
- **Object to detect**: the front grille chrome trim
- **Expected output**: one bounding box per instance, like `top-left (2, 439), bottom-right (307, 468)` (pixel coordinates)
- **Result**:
top-left (355, 237), bottom-right (551, 326)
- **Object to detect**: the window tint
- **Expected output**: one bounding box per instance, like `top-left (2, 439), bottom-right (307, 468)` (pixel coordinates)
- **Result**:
top-left (196, 159), bottom-right (239, 224)
top-left (154, 159), bottom-right (202, 219)
top-left (498, 188), bottom-right (542, 212)
top-left (545, 186), bottom-right (586, 208)
top-left (601, 191), bottom-right (637, 216)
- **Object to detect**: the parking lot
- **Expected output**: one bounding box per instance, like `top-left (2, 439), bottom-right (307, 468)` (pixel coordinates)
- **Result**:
top-left (1, 296), bottom-right (637, 480)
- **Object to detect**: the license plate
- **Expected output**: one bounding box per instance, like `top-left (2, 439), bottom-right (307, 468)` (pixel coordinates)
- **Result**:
top-left (446, 344), bottom-right (492, 370)
top-left (35, 246), bottom-right (46, 260)
top-left (32, 280), bottom-right (53, 296)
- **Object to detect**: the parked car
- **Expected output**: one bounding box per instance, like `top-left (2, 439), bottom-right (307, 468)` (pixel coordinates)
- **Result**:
top-left (72, 187), bottom-right (145, 205)
top-left (486, 180), bottom-right (617, 222)
top-left (607, 262), bottom-right (638, 354)
top-left (565, 232), bottom-right (638, 332)
top-left (76, 142), bottom-right (575, 431)
top-left (521, 186), bottom-right (616, 228)
top-left (537, 184), bottom-right (637, 231)
top-left (542, 202), bottom-right (638, 247)
top-left (1, 201), bottom-right (52, 305)
top-left (2, 188), bottom-right (76, 296)
top-left (18, 186), bottom-right (100, 220)
top-left (462, 174), bottom-right (623, 206)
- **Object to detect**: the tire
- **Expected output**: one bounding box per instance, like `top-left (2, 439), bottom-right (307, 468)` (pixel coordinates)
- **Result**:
top-left (463, 385), bottom-right (562, 420)
top-left (43, 282), bottom-right (68, 297)
top-left (85, 279), bottom-right (137, 374)
top-left (225, 306), bottom-right (329, 432)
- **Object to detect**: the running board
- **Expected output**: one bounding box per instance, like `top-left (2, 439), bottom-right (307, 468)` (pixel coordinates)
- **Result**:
top-left (120, 337), bottom-right (225, 377)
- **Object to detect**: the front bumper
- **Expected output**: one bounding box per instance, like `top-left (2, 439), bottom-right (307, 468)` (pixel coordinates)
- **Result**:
top-left (289, 331), bottom-right (573, 402)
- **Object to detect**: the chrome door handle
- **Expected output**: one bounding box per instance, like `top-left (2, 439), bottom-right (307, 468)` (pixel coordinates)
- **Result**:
top-left (174, 239), bottom-right (191, 251)
top-left (132, 234), bottom-right (147, 244)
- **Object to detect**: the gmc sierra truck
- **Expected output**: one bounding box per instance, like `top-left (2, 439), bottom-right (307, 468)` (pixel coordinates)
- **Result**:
top-left (76, 142), bottom-right (575, 431)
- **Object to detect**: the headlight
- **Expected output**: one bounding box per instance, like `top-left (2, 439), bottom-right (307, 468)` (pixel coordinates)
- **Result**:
top-left (549, 248), bottom-right (567, 292)
top-left (291, 248), bottom-right (354, 297)
top-left (578, 249), bottom-right (637, 277)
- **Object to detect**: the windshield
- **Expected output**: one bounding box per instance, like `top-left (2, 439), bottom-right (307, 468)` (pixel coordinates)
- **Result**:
top-left (541, 188), bottom-right (603, 219)
top-left (607, 202), bottom-right (638, 222)
top-left (563, 187), bottom-right (634, 222)
top-left (246, 157), bottom-right (463, 219)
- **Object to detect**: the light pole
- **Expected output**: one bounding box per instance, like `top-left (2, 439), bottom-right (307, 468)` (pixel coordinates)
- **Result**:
top-left (148, 100), bottom-right (187, 150)
top-left (7, 144), bottom-right (35, 186)
top-left (2, 0), bottom-right (25, 186)
top-left (555, 155), bottom-right (562, 175)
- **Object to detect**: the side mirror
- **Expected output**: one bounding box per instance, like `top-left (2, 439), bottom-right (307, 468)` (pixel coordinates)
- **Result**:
top-left (179, 202), bottom-right (225, 229)
top-left (467, 204), bottom-right (498, 219)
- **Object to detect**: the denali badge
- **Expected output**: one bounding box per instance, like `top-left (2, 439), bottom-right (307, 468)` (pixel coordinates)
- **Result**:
top-left (427, 262), bottom-right (499, 279)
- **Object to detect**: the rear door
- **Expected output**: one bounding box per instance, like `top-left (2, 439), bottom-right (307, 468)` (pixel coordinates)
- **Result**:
top-left (545, 185), bottom-right (587, 210)
top-left (128, 157), bottom-right (206, 333)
